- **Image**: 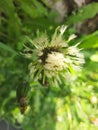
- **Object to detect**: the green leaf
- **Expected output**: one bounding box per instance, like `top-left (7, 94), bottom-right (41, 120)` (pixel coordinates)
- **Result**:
top-left (0, 42), bottom-right (18, 55)
top-left (19, 0), bottom-right (48, 18)
top-left (31, 0), bottom-right (48, 15)
top-left (65, 2), bottom-right (98, 25)
top-left (0, 0), bottom-right (21, 42)
top-left (79, 31), bottom-right (98, 48)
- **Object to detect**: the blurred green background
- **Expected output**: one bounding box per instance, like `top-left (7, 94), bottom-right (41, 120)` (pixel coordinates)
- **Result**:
top-left (0, 0), bottom-right (98, 130)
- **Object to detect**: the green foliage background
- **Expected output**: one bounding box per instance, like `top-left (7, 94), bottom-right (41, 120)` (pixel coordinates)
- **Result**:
top-left (0, 1), bottom-right (98, 130)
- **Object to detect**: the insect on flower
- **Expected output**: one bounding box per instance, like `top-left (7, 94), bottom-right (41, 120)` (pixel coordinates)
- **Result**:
top-left (16, 81), bottom-right (30, 114)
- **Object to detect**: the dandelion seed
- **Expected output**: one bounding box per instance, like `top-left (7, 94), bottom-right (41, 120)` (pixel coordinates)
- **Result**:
top-left (67, 34), bottom-right (77, 42)
top-left (59, 25), bottom-right (68, 35)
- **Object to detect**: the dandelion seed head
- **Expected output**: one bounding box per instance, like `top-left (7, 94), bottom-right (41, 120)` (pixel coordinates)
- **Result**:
top-left (44, 51), bottom-right (66, 71)
top-left (22, 25), bottom-right (85, 86)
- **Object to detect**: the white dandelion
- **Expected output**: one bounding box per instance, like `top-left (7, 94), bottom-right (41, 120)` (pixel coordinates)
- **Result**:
top-left (22, 25), bottom-right (85, 87)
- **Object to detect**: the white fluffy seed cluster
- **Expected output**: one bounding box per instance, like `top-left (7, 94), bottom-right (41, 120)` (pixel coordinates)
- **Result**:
top-left (44, 51), bottom-right (67, 71)
top-left (22, 25), bottom-right (85, 86)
